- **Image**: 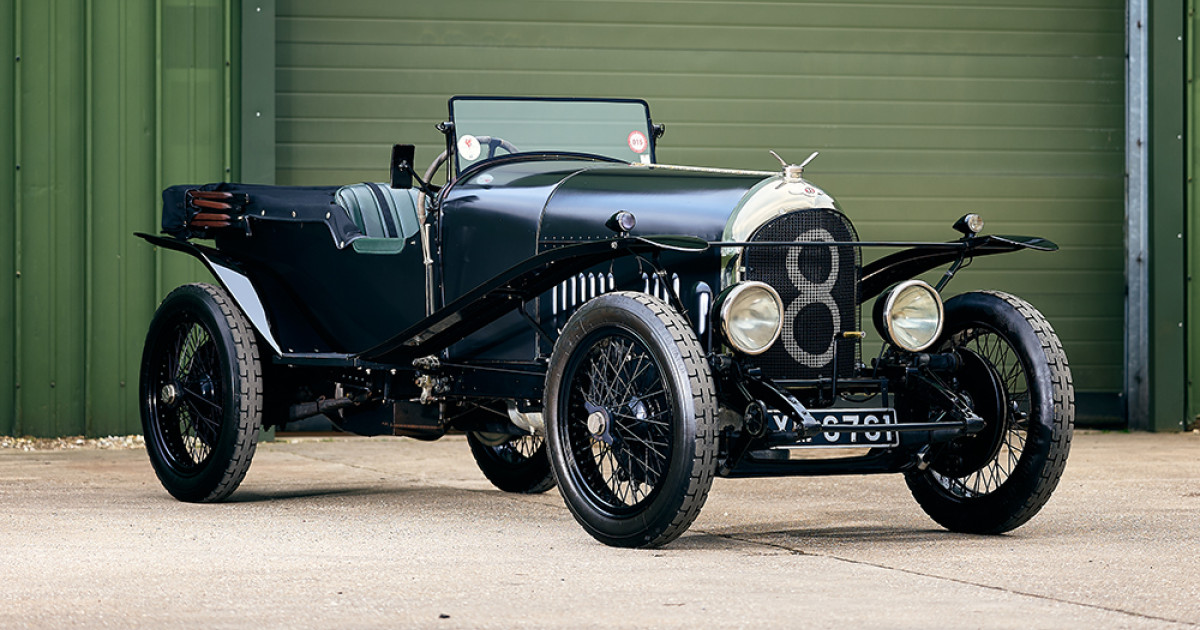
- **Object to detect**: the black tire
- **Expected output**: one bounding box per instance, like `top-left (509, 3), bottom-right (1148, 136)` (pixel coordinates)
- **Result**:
top-left (545, 292), bottom-right (718, 548)
top-left (905, 291), bottom-right (1074, 533)
top-left (140, 283), bottom-right (263, 502)
top-left (467, 432), bottom-right (556, 494)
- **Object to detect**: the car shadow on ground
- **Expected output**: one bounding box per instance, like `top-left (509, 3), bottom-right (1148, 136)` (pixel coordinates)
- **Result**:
top-left (224, 483), bottom-right (507, 505)
top-left (226, 487), bottom-right (389, 503)
top-left (671, 524), bottom-right (980, 551)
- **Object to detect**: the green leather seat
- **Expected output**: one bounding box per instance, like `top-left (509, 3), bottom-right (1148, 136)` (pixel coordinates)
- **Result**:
top-left (335, 182), bottom-right (421, 240)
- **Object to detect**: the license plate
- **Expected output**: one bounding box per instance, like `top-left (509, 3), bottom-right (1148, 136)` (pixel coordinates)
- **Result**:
top-left (766, 408), bottom-right (900, 448)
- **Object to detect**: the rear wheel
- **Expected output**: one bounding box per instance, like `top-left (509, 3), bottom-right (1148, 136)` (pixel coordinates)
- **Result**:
top-left (545, 292), bottom-right (718, 548)
top-left (906, 291), bottom-right (1073, 533)
top-left (140, 283), bottom-right (263, 502)
top-left (467, 432), bottom-right (555, 494)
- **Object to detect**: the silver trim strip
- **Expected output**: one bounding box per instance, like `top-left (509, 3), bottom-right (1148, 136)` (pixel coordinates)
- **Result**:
top-left (629, 162), bottom-right (777, 177)
top-left (1125, 0), bottom-right (1149, 428)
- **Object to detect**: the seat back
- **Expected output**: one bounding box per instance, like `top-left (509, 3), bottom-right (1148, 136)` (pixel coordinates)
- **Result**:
top-left (335, 183), bottom-right (420, 239)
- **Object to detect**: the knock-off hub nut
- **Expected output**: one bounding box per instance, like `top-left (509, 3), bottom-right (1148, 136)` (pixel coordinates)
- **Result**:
top-left (587, 410), bottom-right (608, 437)
top-left (160, 383), bottom-right (179, 406)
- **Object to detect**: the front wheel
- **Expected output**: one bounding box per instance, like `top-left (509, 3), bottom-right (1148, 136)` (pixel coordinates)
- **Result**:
top-left (545, 292), bottom-right (719, 548)
top-left (906, 291), bottom-right (1074, 533)
top-left (140, 283), bottom-right (263, 502)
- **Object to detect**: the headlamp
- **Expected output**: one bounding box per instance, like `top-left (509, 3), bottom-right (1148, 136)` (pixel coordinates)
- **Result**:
top-left (715, 281), bottom-right (783, 355)
top-left (872, 280), bottom-right (944, 352)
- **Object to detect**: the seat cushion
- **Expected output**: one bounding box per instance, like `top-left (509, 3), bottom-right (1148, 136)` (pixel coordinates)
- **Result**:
top-left (335, 183), bottom-right (420, 239)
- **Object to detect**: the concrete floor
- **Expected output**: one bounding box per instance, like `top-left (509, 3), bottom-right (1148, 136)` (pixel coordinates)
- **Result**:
top-left (1, 430), bottom-right (1197, 629)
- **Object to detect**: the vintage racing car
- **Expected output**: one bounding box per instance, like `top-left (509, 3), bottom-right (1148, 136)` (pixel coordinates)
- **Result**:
top-left (138, 96), bottom-right (1074, 547)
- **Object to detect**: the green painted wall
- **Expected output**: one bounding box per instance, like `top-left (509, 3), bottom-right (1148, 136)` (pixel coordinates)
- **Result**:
top-left (1, 0), bottom-right (14, 437)
top-left (2, 0), bottom-right (237, 437)
top-left (275, 0), bottom-right (1127, 411)
top-left (0, 0), bottom-right (1135, 436)
top-left (1150, 0), bottom-right (1187, 431)
top-left (1188, 0), bottom-right (1200, 430)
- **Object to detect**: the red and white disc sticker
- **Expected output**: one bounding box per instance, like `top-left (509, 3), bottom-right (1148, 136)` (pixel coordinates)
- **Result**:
top-left (627, 130), bottom-right (648, 154)
top-left (457, 134), bottom-right (481, 161)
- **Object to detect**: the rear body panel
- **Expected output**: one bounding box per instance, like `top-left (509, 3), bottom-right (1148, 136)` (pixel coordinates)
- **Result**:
top-left (217, 220), bottom-right (425, 354)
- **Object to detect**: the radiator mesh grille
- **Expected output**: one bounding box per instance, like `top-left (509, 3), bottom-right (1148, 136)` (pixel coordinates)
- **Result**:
top-left (743, 210), bottom-right (860, 381)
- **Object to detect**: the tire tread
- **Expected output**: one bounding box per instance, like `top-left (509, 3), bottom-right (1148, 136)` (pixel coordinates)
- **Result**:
top-left (191, 282), bottom-right (264, 503)
top-left (975, 291), bottom-right (1074, 531)
top-left (907, 290), bottom-right (1074, 533)
top-left (621, 292), bottom-right (719, 547)
top-left (145, 283), bottom-right (263, 503)
top-left (546, 291), bottom-right (719, 548)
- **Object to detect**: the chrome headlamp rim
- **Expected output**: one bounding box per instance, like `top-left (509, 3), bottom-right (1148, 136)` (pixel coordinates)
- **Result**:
top-left (717, 281), bottom-right (784, 356)
top-left (877, 279), bottom-right (944, 353)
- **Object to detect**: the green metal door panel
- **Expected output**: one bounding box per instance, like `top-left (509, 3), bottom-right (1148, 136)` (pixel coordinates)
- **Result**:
top-left (150, 0), bottom-right (235, 425)
top-left (279, 1), bottom-right (1121, 57)
top-left (286, 0), bottom-right (1117, 27)
top-left (279, 68), bottom-right (1120, 108)
top-left (1, 0), bottom-right (14, 436)
top-left (88, 1), bottom-right (162, 437)
top-left (16, 0), bottom-right (88, 437)
top-left (1150, 0), bottom-right (1187, 431)
top-left (275, 0), bottom-right (1126, 408)
top-left (281, 40), bottom-right (1120, 83)
top-left (0, 0), bottom-right (235, 437)
top-left (1191, 0), bottom-right (1200, 429)
top-left (158, 0), bottom-right (231, 300)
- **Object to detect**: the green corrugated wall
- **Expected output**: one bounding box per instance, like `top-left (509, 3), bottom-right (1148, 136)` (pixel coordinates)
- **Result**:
top-left (1, 1), bottom-right (13, 439)
top-left (275, 0), bottom-right (1125, 410)
top-left (1, 0), bottom-right (1130, 436)
top-left (1189, 0), bottom-right (1200, 429)
top-left (1, 0), bottom-right (236, 437)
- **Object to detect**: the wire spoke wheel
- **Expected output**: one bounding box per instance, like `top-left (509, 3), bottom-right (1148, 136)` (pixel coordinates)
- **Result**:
top-left (930, 325), bottom-right (1030, 498)
top-left (905, 291), bottom-right (1074, 534)
top-left (503, 434), bottom-right (544, 460)
top-left (148, 316), bottom-right (224, 471)
top-left (140, 283), bottom-right (262, 503)
top-left (546, 292), bottom-right (717, 548)
top-left (467, 431), bottom-right (555, 494)
top-left (565, 332), bottom-right (672, 513)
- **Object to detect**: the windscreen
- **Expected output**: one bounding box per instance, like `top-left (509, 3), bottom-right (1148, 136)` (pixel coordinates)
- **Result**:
top-left (449, 97), bottom-right (655, 174)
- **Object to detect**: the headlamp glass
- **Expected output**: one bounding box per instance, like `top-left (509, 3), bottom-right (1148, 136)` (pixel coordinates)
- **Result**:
top-left (719, 282), bottom-right (783, 355)
top-left (875, 280), bottom-right (944, 352)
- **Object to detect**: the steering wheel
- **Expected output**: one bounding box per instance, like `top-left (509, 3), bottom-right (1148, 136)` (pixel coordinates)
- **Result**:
top-left (416, 135), bottom-right (520, 223)
top-left (474, 135), bottom-right (519, 161)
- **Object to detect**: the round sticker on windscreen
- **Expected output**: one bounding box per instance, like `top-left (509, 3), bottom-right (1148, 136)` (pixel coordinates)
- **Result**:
top-left (457, 134), bottom-right (482, 161)
top-left (628, 130), bottom-right (648, 154)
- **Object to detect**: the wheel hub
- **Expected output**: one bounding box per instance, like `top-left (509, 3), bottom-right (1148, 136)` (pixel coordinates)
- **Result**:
top-left (583, 402), bottom-right (613, 444)
top-left (933, 348), bottom-right (1008, 478)
top-left (587, 411), bottom-right (606, 435)
top-left (160, 383), bottom-right (180, 407)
